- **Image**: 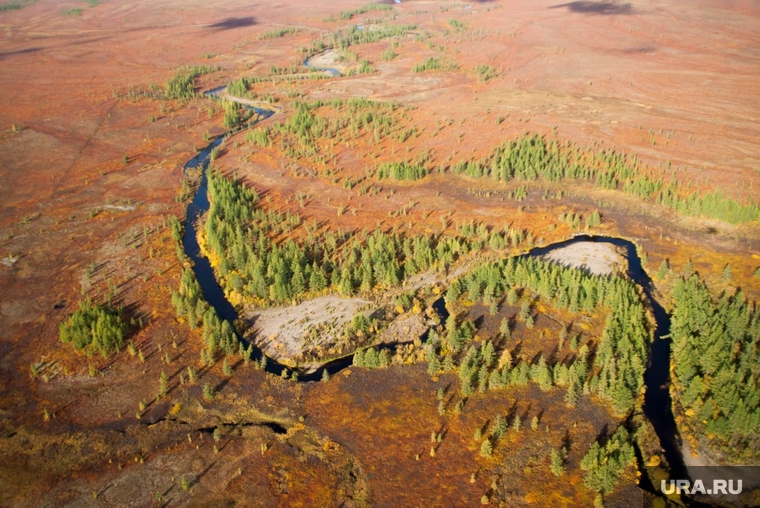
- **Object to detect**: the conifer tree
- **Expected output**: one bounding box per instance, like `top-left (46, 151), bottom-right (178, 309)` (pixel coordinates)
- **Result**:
top-left (683, 258), bottom-right (693, 277)
top-left (480, 438), bottom-right (493, 457)
top-left (500, 318), bottom-right (511, 340)
top-left (657, 259), bottom-right (669, 279)
top-left (482, 341), bottom-right (495, 367)
top-left (550, 447), bottom-right (566, 477)
top-left (722, 263), bottom-right (732, 281)
top-left (580, 427), bottom-right (636, 494)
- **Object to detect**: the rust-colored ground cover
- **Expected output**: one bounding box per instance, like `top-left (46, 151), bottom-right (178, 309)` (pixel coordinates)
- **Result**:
top-left (0, 0), bottom-right (758, 505)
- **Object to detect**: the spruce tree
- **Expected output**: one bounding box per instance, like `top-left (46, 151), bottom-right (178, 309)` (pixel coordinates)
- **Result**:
top-left (683, 258), bottom-right (693, 277)
top-left (500, 318), bottom-right (511, 340)
top-left (550, 448), bottom-right (566, 477)
top-left (519, 301), bottom-right (530, 321)
top-left (722, 263), bottom-right (732, 281)
top-left (482, 341), bottom-right (495, 367)
top-left (657, 259), bottom-right (669, 279)
top-left (480, 438), bottom-right (493, 457)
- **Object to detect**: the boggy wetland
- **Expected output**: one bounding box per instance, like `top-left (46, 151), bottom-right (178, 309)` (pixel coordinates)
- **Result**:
top-left (0, 0), bottom-right (759, 506)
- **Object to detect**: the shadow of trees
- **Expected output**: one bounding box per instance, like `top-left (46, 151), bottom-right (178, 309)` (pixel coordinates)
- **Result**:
top-left (207, 17), bottom-right (256, 30)
top-left (550, 1), bottom-right (633, 15)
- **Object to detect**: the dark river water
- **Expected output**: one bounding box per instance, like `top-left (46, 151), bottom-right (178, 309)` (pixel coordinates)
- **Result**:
top-left (181, 95), bottom-right (688, 498)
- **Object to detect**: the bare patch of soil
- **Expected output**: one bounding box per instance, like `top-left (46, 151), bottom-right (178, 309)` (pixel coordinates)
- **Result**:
top-left (243, 295), bottom-right (371, 367)
top-left (374, 312), bottom-right (428, 345)
top-left (542, 240), bottom-right (626, 275)
top-left (0, 0), bottom-right (757, 504)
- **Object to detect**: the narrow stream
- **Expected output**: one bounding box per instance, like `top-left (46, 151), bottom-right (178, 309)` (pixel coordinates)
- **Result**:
top-left (182, 137), bottom-right (237, 324)
top-left (303, 53), bottom-right (341, 77)
top-left (529, 235), bottom-right (687, 479)
top-left (180, 91), bottom-right (687, 496)
top-left (182, 123), bottom-right (353, 382)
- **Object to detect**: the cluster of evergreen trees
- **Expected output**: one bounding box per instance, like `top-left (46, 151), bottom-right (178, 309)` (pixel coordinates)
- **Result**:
top-left (337, 2), bottom-right (392, 20)
top-left (245, 126), bottom-right (272, 148)
top-left (427, 255), bottom-right (650, 414)
top-left (59, 299), bottom-right (127, 358)
top-left (260, 27), bottom-right (299, 39)
top-left (165, 65), bottom-right (219, 100)
top-left (268, 98), bottom-right (404, 165)
top-left (376, 160), bottom-right (427, 181)
top-left (203, 170), bottom-right (530, 307)
top-left (413, 57), bottom-right (459, 73)
top-left (268, 62), bottom-right (306, 76)
top-left (258, 95), bottom-right (757, 225)
top-left (222, 100), bottom-right (252, 130)
top-left (171, 267), bottom-right (240, 363)
top-left (450, 133), bottom-right (759, 224)
top-left (331, 24), bottom-right (416, 49)
top-left (357, 59), bottom-right (375, 74)
top-left (475, 64), bottom-right (498, 82)
top-left (352, 346), bottom-right (391, 368)
top-left (448, 19), bottom-right (466, 32)
top-left (580, 426), bottom-right (637, 494)
top-left (670, 274), bottom-right (760, 460)
top-left (227, 77), bottom-right (255, 98)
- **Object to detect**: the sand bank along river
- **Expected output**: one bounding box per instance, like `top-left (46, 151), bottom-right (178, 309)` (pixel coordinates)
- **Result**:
top-left (181, 87), bottom-right (691, 498)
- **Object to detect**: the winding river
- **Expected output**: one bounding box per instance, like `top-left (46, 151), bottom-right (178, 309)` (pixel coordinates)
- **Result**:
top-left (529, 236), bottom-right (687, 480)
top-left (181, 82), bottom-right (688, 497)
top-left (182, 135), bottom-right (345, 382)
top-left (303, 53), bottom-right (342, 77)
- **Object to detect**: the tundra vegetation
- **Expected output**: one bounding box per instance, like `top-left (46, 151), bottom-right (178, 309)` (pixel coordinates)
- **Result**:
top-left (669, 274), bottom-right (760, 462)
top-left (173, 73), bottom-right (759, 500)
top-left (31, 1), bottom-right (760, 506)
